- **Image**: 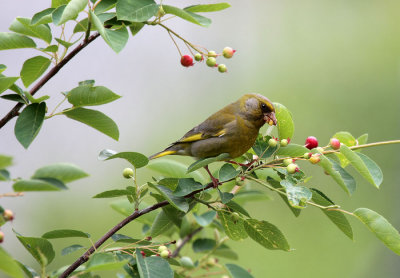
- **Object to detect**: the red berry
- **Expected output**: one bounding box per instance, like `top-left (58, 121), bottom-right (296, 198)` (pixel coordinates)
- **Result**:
top-left (305, 136), bottom-right (318, 149)
top-left (0, 231), bottom-right (4, 243)
top-left (222, 47), bottom-right (236, 59)
top-left (140, 250), bottom-right (146, 257)
top-left (3, 209), bottom-right (14, 221)
top-left (330, 138), bottom-right (340, 150)
top-left (180, 55), bottom-right (194, 67)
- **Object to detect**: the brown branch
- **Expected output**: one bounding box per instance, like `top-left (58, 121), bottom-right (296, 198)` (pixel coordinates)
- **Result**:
top-left (171, 226), bottom-right (203, 258)
top-left (60, 182), bottom-right (215, 278)
top-left (0, 32), bottom-right (100, 129)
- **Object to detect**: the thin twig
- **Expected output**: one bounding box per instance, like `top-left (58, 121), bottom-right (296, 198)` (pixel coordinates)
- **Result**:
top-left (171, 226), bottom-right (203, 258)
top-left (0, 192), bottom-right (24, 198)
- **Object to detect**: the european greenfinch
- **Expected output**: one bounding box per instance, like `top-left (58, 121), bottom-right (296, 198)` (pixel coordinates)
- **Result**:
top-left (149, 94), bottom-right (277, 160)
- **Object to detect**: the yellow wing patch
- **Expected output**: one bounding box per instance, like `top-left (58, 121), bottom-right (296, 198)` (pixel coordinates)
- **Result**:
top-left (151, 150), bottom-right (177, 159)
top-left (180, 133), bottom-right (204, 142)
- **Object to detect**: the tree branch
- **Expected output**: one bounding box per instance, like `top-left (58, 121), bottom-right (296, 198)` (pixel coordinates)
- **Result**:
top-left (60, 182), bottom-right (216, 278)
top-left (0, 32), bottom-right (100, 129)
top-left (171, 226), bottom-right (203, 258)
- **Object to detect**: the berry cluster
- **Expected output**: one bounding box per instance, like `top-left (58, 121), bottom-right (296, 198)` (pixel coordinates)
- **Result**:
top-left (302, 136), bottom-right (342, 166)
top-left (180, 47), bottom-right (236, 73)
top-left (0, 209), bottom-right (14, 243)
top-left (268, 137), bottom-right (291, 148)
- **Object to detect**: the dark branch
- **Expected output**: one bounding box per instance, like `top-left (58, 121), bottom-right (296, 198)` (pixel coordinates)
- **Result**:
top-left (171, 226), bottom-right (203, 258)
top-left (60, 182), bottom-right (215, 278)
top-left (0, 32), bottom-right (100, 129)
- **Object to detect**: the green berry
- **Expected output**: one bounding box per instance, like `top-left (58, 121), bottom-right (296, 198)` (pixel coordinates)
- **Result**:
top-left (222, 47), bottom-right (235, 58)
top-left (316, 147), bottom-right (324, 153)
top-left (231, 212), bottom-right (240, 222)
top-left (303, 152), bottom-right (311, 159)
top-left (3, 209), bottom-right (14, 221)
top-left (268, 138), bottom-right (277, 147)
top-left (309, 155), bottom-right (320, 164)
top-left (160, 250), bottom-right (169, 258)
top-left (122, 168), bottom-right (134, 179)
top-left (208, 50), bottom-right (217, 57)
top-left (158, 245), bottom-right (168, 253)
top-left (218, 64), bottom-right (227, 73)
top-left (194, 53), bottom-right (203, 61)
top-left (280, 139), bottom-right (288, 147)
top-left (206, 57), bottom-right (217, 67)
top-left (283, 158), bottom-right (293, 166)
top-left (207, 257), bottom-right (218, 266)
top-left (287, 163), bottom-right (298, 174)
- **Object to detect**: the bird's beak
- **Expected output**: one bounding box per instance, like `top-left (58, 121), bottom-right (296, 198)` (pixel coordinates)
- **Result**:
top-left (264, 112), bottom-right (277, 126)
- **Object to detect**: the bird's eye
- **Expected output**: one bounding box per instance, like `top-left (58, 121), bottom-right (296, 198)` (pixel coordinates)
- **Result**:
top-left (261, 103), bottom-right (269, 112)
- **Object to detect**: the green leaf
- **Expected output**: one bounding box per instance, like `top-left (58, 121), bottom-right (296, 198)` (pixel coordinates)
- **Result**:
top-left (252, 135), bottom-right (277, 159)
top-left (219, 191), bottom-right (234, 204)
top-left (354, 208), bottom-right (400, 255)
top-left (147, 159), bottom-right (206, 183)
top-left (67, 85), bottom-right (121, 106)
top-left (217, 211), bottom-right (247, 241)
top-left (149, 184), bottom-right (188, 212)
top-left (0, 170), bottom-right (10, 181)
top-left (340, 145), bottom-right (383, 188)
top-left (225, 201), bottom-right (250, 217)
top-left (244, 219), bottom-right (290, 251)
top-left (187, 153), bottom-right (230, 173)
top-left (0, 155), bottom-right (13, 169)
top-left (129, 22), bottom-right (145, 36)
top-left (51, 5), bottom-right (67, 26)
top-left (0, 247), bottom-right (24, 278)
top-left (99, 149), bottom-right (148, 168)
top-left (150, 210), bottom-right (174, 237)
top-left (93, 189), bottom-right (129, 198)
top-left (280, 180), bottom-right (312, 209)
top-left (318, 155), bottom-right (356, 195)
top-left (32, 163), bottom-right (88, 183)
top-left (0, 76), bottom-right (19, 95)
top-left (194, 211), bottom-right (216, 227)
top-left (173, 178), bottom-right (205, 197)
top-left (218, 163), bottom-right (240, 182)
top-left (116, 0), bottom-right (159, 22)
top-left (357, 133), bottom-right (368, 145)
top-left (274, 102), bottom-right (294, 141)
top-left (163, 5), bottom-right (211, 27)
top-left (311, 189), bottom-right (353, 239)
top-left (85, 253), bottom-right (128, 272)
top-left (73, 13), bottom-right (115, 33)
top-left (90, 11), bottom-right (129, 53)
top-left (0, 32), bottom-right (36, 50)
top-left (63, 107), bottom-right (119, 140)
top-left (192, 238), bottom-right (216, 252)
top-left (31, 8), bottom-right (55, 25)
top-left (94, 0), bottom-right (117, 14)
top-left (20, 56), bottom-right (51, 88)
top-left (55, 0), bottom-right (87, 25)
top-left (52, 0), bottom-right (70, 8)
top-left (226, 264), bottom-right (254, 278)
top-left (9, 17), bottom-right (52, 43)
top-left (41, 45), bottom-right (58, 52)
top-left (276, 144), bottom-right (309, 157)
top-left (61, 244), bottom-right (84, 256)
top-left (136, 249), bottom-right (174, 278)
top-left (332, 131), bottom-right (357, 167)
top-left (1, 93), bottom-right (25, 103)
top-left (184, 3), bottom-right (231, 13)
top-left (16, 235), bottom-right (55, 266)
top-left (42, 229), bottom-right (89, 239)
top-left (13, 178), bottom-right (67, 191)
top-left (267, 178), bottom-right (301, 217)
top-left (14, 103), bottom-right (46, 148)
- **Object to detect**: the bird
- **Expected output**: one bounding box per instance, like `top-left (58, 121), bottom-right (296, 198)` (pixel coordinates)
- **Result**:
top-left (149, 93), bottom-right (277, 186)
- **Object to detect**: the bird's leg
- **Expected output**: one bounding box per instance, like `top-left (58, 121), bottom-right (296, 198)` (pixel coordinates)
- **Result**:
top-left (204, 165), bottom-right (220, 188)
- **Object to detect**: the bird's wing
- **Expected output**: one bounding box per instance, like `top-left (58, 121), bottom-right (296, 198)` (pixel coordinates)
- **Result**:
top-left (174, 111), bottom-right (236, 144)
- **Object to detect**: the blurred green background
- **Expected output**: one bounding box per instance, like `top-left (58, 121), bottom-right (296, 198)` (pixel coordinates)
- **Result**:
top-left (1, 0), bottom-right (400, 277)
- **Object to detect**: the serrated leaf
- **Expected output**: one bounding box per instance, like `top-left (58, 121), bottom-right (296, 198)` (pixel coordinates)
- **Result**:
top-left (274, 102), bottom-right (294, 141)
top-left (9, 17), bottom-right (52, 43)
top-left (184, 3), bottom-right (231, 13)
top-left (90, 10), bottom-right (129, 53)
top-left (340, 145), bottom-right (383, 188)
top-left (116, 0), bottom-right (159, 22)
top-left (311, 189), bottom-right (353, 239)
top-left (218, 163), bottom-right (239, 182)
top-left (187, 153), bottom-right (230, 173)
top-left (163, 5), bottom-right (211, 26)
top-left (136, 249), bottom-right (174, 278)
top-left (55, 0), bottom-right (87, 25)
top-left (147, 159), bottom-right (206, 183)
top-left (0, 247), bottom-right (24, 278)
top-left (276, 144), bottom-right (309, 157)
top-left (14, 103), bottom-right (46, 148)
top-left (13, 178), bottom-right (67, 191)
top-left (16, 235), bottom-right (55, 266)
top-left (226, 264), bottom-right (254, 278)
top-left (61, 244), bottom-right (84, 256)
top-left (149, 184), bottom-right (188, 212)
top-left (93, 189), bottom-right (129, 198)
top-left (0, 76), bottom-right (19, 95)
top-left (217, 211), bottom-right (247, 241)
top-left (67, 85), bottom-right (121, 106)
top-left (31, 8), bottom-right (55, 25)
top-left (42, 229), bottom-right (89, 239)
top-left (99, 150), bottom-right (148, 168)
top-left (32, 163), bottom-right (88, 183)
top-left (150, 210), bottom-right (174, 237)
top-left (244, 219), bottom-right (290, 251)
top-left (318, 155), bottom-right (356, 195)
top-left (194, 211), bottom-right (216, 227)
top-left (0, 32), bottom-right (36, 50)
top-left (280, 180), bottom-right (312, 209)
top-left (85, 253), bottom-right (128, 272)
top-left (354, 208), bottom-right (400, 255)
top-left (20, 56), bottom-right (51, 88)
top-left (63, 107), bottom-right (119, 140)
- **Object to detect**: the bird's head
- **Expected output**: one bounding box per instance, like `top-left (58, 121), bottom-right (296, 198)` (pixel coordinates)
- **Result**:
top-left (239, 94), bottom-right (277, 127)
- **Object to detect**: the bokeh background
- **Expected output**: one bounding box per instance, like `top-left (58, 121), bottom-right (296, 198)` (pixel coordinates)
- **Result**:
top-left (1, 0), bottom-right (400, 277)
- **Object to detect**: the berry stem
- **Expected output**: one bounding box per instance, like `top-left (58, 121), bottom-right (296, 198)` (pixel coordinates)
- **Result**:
top-left (167, 30), bottom-right (182, 57)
